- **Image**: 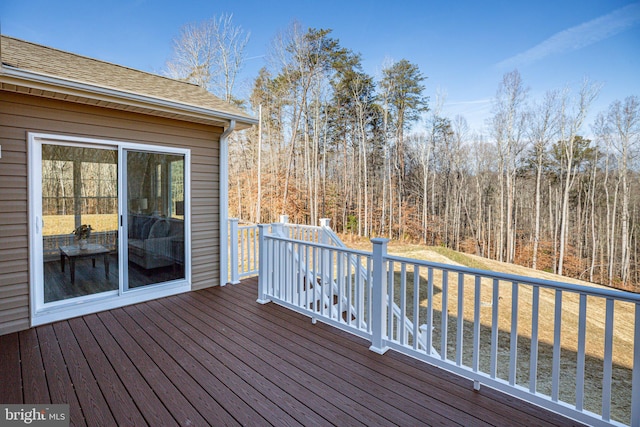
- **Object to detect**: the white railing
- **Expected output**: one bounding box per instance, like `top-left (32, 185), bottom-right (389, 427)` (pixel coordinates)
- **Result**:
top-left (229, 216), bottom-right (347, 283)
top-left (247, 216), bottom-right (429, 351)
top-left (257, 223), bottom-right (373, 338)
top-left (255, 227), bottom-right (640, 427)
top-left (229, 218), bottom-right (260, 284)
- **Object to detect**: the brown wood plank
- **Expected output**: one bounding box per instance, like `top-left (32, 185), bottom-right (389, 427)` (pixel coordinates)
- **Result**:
top-left (236, 279), bottom-right (586, 427)
top-left (81, 313), bottom-right (174, 426)
top-left (124, 298), bottom-right (276, 425)
top-left (161, 293), bottom-right (390, 427)
top-left (194, 287), bottom-right (459, 427)
top-left (18, 329), bottom-right (50, 404)
top-left (0, 277), bottom-right (588, 427)
top-left (180, 290), bottom-right (441, 427)
top-left (0, 333), bottom-right (22, 403)
top-left (114, 305), bottom-right (244, 427)
top-left (67, 317), bottom-right (148, 427)
top-left (232, 283), bottom-right (509, 424)
top-left (130, 300), bottom-right (297, 426)
top-left (96, 310), bottom-right (208, 426)
top-left (52, 321), bottom-right (116, 426)
top-left (268, 302), bottom-right (576, 427)
top-left (139, 297), bottom-right (308, 425)
top-left (36, 325), bottom-right (86, 427)
top-left (226, 280), bottom-right (581, 427)
top-left (151, 296), bottom-right (351, 427)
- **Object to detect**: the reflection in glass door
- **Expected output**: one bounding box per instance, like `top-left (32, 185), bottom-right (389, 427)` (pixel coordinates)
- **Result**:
top-left (42, 144), bottom-right (119, 303)
top-left (125, 150), bottom-right (185, 289)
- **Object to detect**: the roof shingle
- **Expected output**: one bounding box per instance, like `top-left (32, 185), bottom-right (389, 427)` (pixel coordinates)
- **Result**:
top-left (0, 35), bottom-right (255, 126)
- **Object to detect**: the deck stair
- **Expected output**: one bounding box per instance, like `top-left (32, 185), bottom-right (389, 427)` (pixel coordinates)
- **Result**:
top-left (274, 217), bottom-right (437, 356)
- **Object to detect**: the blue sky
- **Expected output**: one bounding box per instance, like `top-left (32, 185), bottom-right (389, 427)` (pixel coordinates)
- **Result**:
top-left (2, 0), bottom-right (639, 134)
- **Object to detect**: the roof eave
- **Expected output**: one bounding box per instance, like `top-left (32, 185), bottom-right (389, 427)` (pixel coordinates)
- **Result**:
top-left (0, 65), bottom-right (258, 130)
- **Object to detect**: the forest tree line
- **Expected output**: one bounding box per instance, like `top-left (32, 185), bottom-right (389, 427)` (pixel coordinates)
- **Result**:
top-left (165, 16), bottom-right (640, 291)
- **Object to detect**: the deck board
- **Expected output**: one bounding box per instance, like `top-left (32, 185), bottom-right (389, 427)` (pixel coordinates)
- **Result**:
top-left (191, 287), bottom-right (456, 426)
top-left (141, 299), bottom-right (316, 426)
top-left (0, 277), bottom-right (586, 427)
top-left (96, 310), bottom-right (210, 426)
top-left (153, 294), bottom-right (367, 427)
top-left (36, 325), bottom-right (87, 427)
top-left (52, 321), bottom-right (116, 426)
top-left (220, 284), bottom-right (491, 426)
top-left (223, 283), bottom-right (541, 426)
top-left (0, 333), bottom-right (21, 403)
top-left (66, 317), bottom-right (148, 427)
top-left (118, 304), bottom-right (256, 426)
top-left (82, 313), bottom-right (173, 426)
top-left (18, 329), bottom-right (49, 404)
top-left (228, 284), bottom-right (547, 426)
top-left (132, 302), bottom-right (275, 425)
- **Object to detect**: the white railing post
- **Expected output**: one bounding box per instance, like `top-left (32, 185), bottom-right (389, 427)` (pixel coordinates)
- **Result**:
top-left (370, 238), bottom-right (389, 354)
top-left (320, 219), bottom-right (332, 291)
top-left (256, 224), bottom-right (270, 304)
top-left (320, 218), bottom-right (331, 245)
top-left (272, 222), bottom-right (285, 237)
top-left (270, 222), bottom-right (285, 299)
top-left (279, 215), bottom-right (289, 239)
top-left (229, 218), bottom-right (240, 285)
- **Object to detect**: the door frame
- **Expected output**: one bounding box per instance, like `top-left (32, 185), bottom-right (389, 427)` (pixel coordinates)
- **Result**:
top-left (28, 132), bottom-right (192, 327)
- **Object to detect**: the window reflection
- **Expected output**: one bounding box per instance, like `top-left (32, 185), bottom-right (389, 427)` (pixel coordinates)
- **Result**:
top-left (42, 144), bottom-right (118, 302)
top-left (126, 151), bottom-right (185, 288)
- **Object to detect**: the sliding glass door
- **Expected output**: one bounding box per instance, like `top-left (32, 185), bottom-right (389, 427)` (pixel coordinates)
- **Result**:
top-left (42, 144), bottom-right (119, 303)
top-left (125, 150), bottom-right (185, 289)
top-left (30, 133), bottom-right (190, 324)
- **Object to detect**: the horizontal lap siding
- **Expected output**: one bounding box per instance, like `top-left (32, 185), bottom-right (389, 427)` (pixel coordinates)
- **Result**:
top-left (0, 91), bottom-right (223, 335)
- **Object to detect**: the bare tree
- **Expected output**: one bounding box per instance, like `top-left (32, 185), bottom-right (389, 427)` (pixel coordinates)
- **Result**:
top-left (604, 96), bottom-right (640, 284)
top-left (556, 79), bottom-right (600, 276)
top-left (166, 13), bottom-right (249, 103)
top-left (419, 93), bottom-right (446, 243)
top-left (225, 19), bottom-right (640, 291)
top-left (527, 90), bottom-right (559, 269)
top-left (268, 23), bottom-right (333, 214)
top-left (490, 70), bottom-right (528, 263)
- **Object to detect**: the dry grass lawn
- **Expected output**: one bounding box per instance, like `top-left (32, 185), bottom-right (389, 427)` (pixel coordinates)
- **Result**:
top-left (43, 214), bottom-right (118, 236)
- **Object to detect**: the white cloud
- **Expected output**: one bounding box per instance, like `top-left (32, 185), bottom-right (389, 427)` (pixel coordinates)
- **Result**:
top-left (497, 2), bottom-right (640, 69)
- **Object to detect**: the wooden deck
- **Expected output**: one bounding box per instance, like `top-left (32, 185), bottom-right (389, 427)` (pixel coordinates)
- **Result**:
top-left (0, 277), bottom-right (585, 426)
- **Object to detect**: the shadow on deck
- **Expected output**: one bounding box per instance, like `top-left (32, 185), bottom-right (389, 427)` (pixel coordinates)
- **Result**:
top-left (0, 277), bottom-right (585, 426)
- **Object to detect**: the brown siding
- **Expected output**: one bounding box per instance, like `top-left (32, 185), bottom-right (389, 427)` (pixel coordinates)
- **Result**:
top-left (0, 91), bottom-right (222, 335)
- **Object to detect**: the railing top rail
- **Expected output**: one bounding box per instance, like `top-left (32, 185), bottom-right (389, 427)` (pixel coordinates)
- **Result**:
top-left (282, 223), bottom-right (322, 230)
top-left (385, 253), bottom-right (640, 303)
top-left (238, 224), bottom-right (259, 230)
top-left (265, 233), bottom-right (372, 258)
top-left (320, 226), bottom-right (348, 248)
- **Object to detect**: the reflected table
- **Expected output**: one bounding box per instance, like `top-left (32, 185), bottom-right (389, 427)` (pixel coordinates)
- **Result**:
top-left (59, 244), bottom-right (111, 285)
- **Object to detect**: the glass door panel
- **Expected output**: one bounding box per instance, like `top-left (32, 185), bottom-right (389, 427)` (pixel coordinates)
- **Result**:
top-left (125, 150), bottom-right (185, 289)
top-left (42, 144), bottom-right (119, 303)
